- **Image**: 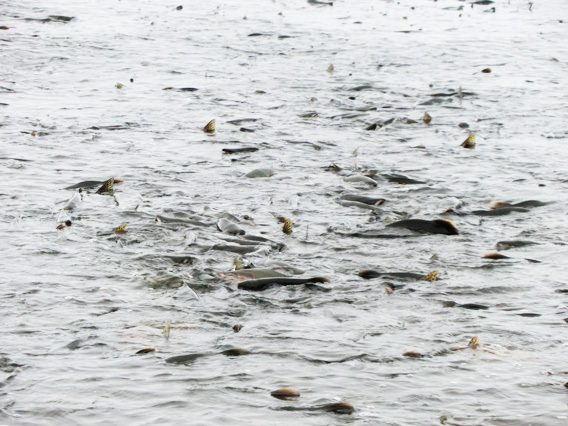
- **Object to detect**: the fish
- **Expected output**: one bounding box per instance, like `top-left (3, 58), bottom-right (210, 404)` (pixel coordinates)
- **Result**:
top-left (496, 240), bottom-right (539, 250)
top-left (359, 270), bottom-right (426, 280)
top-left (276, 402), bottom-right (354, 415)
top-left (217, 218), bottom-right (245, 235)
top-left (65, 178), bottom-right (123, 190)
top-left (218, 268), bottom-right (289, 283)
top-left (96, 177), bottom-right (115, 194)
top-left (387, 219), bottom-right (458, 235)
top-left (238, 276), bottom-right (330, 291)
top-left (471, 207), bottom-right (530, 216)
top-left (340, 194), bottom-right (386, 206)
top-left (490, 200), bottom-right (550, 209)
top-left (203, 119), bottom-right (215, 133)
top-left (222, 147), bottom-right (259, 154)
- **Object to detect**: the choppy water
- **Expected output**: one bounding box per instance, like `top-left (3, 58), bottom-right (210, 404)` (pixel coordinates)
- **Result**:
top-left (1, 0), bottom-right (568, 424)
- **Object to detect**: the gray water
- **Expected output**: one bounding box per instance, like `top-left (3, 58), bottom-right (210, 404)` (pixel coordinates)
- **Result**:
top-left (1, 0), bottom-right (568, 424)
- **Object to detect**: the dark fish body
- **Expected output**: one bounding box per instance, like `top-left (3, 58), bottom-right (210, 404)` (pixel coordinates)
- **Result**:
top-left (359, 270), bottom-right (425, 280)
top-left (459, 303), bottom-right (489, 310)
top-left (238, 276), bottom-right (330, 291)
top-left (348, 232), bottom-right (416, 239)
top-left (472, 207), bottom-right (530, 216)
top-left (277, 402), bottom-right (354, 414)
top-left (222, 147), bottom-right (259, 154)
top-left (382, 174), bottom-right (426, 185)
top-left (387, 219), bottom-right (458, 235)
top-left (496, 240), bottom-right (539, 250)
top-left (511, 200), bottom-right (549, 208)
top-left (65, 180), bottom-right (105, 190)
top-left (340, 194), bottom-right (386, 205)
top-left (165, 353), bottom-right (209, 364)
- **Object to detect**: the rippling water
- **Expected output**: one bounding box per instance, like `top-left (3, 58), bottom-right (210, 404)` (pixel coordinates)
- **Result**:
top-left (2, 0), bottom-right (568, 424)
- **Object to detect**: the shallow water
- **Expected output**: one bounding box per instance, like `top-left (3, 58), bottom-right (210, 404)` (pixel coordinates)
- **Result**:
top-left (1, 0), bottom-right (568, 424)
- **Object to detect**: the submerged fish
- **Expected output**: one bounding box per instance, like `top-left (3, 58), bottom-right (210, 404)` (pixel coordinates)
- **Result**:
top-left (65, 178), bottom-right (123, 190)
top-left (490, 200), bottom-right (550, 209)
top-left (238, 276), bottom-right (330, 291)
top-left (358, 270), bottom-right (426, 280)
top-left (218, 268), bottom-right (289, 283)
top-left (276, 402), bottom-right (354, 415)
top-left (340, 194), bottom-right (386, 206)
top-left (472, 207), bottom-right (530, 216)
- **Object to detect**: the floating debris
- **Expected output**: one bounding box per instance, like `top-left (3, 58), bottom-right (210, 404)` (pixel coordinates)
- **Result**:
top-left (271, 387), bottom-right (300, 400)
top-left (203, 119), bottom-right (215, 133)
top-left (115, 83), bottom-right (123, 89)
top-left (423, 112), bottom-right (432, 124)
top-left (136, 347), bottom-right (155, 354)
top-left (282, 217), bottom-right (293, 235)
top-left (403, 351), bottom-right (423, 358)
top-left (482, 67), bottom-right (492, 73)
top-left (421, 270), bottom-right (438, 282)
top-left (327, 64), bottom-right (334, 72)
top-left (461, 133), bottom-right (476, 149)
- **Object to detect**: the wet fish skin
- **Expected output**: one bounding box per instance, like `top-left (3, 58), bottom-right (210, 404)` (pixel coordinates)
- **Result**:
top-left (359, 270), bottom-right (425, 280)
top-left (387, 219), bottom-right (459, 235)
top-left (340, 194), bottom-right (386, 205)
top-left (276, 401), bottom-right (354, 414)
top-left (222, 147), bottom-right (259, 154)
top-left (218, 268), bottom-right (288, 282)
top-left (238, 276), bottom-right (330, 291)
top-left (472, 207), bottom-right (530, 216)
top-left (217, 218), bottom-right (245, 235)
top-left (165, 353), bottom-right (209, 364)
top-left (496, 240), bottom-right (539, 250)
